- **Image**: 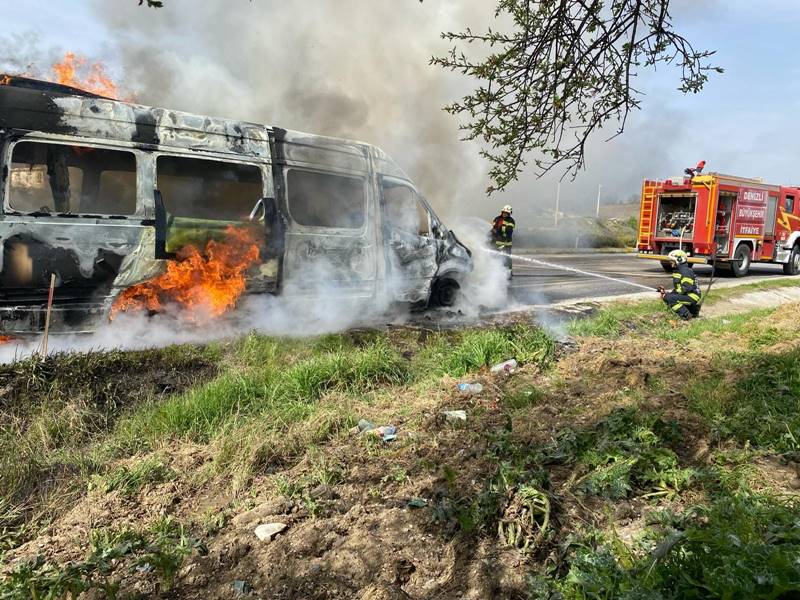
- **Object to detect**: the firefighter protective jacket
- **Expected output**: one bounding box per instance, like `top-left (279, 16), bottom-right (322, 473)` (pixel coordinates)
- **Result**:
top-left (671, 262), bottom-right (701, 300)
top-left (492, 215), bottom-right (515, 248)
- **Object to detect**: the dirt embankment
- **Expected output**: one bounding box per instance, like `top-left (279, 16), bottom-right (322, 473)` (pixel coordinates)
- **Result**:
top-left (2, 295), bottom-right (800, 599)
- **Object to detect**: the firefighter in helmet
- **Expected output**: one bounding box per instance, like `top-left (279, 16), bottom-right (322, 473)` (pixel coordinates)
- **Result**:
top-left (659, 249), bottom-right (701, 319)
top-left (491, 205), bottom-right (515, 273)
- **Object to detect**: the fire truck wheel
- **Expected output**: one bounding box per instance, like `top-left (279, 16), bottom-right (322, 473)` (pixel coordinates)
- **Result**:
top-left (659, 261), bottom-right (673, 272)
top-left (783, 245), bottom-right (800, 276)
top-left (731, 244), bottom-right (751, 277)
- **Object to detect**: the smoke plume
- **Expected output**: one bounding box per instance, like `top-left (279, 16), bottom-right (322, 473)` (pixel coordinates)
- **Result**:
top-left (86, 0), bottom-right (490, 219)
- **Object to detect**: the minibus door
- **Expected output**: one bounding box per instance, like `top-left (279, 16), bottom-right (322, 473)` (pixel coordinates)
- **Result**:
top-left (152, 155), bottom-right (282, 294)
top-left (379, 176), bottom-right (438, 303)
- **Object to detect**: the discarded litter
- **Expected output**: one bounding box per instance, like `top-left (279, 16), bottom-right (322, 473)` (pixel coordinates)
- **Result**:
top-left (457, 382), bottom-right (483, 394)
top-left (354, 419), bottom-right (397, 441)
top-left (254, 522), bottom-right (287, 541)
top-left (490, 359), bottom-right (518, 374)
top-left (373, 425), bottom-right (397, 442)
top-left (407, 498), bottom-right (428, 509)
top-left (232, 580), bottom-right (252, 595)
top-left (442, 410), bottom-right (467, 422)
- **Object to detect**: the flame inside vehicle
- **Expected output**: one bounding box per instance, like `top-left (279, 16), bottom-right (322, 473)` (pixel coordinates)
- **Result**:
top-left (0, 335), bottom-right (14, 345)
top-left (51, 52), bottom-right (119, 99)
top-left (111, 226), bottom-right (262, 321)
top-left (0, 75), bottom-right (11, 85)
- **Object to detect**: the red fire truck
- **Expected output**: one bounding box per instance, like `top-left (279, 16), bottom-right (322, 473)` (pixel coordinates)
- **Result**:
top-left (637, 172), bottom-right (800, 276)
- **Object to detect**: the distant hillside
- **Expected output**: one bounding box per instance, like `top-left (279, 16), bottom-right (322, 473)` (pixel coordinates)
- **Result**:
top-left (599, 202), bottom-right (639, 221)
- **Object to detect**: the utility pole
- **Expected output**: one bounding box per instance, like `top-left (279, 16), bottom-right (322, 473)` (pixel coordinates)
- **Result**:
top-left (595, 184), bottom-right (602, 219)
top-left (554, 182), bottom-right (560, 228)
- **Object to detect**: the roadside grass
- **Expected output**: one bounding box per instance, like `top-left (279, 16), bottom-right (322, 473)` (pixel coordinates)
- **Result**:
top-left (528, 492), bottom-right (800, 600)
top-left (4, 295), bottom-right (800, 598)
top-left (112, 338), bottom-right (412, 449)
top-left (415, 325), bottom-right (555, 378)
top-left (568, 299), bottom-right (781, 342)
top-left (89, 456), bottom-right (175, 496)
top-left (687, 347), bottom-right (800, 453)
top-left (0, 516), bottom-right (200, 598)
top-left (0, 323), bottom-right (555, 549)
top-left (0, 345), bottom-right (219, 539)
top-left (484, 368), bottom-right (800, 599)
top-left (529, 294), bottom-right (800, 598)
top-left (702, 274), bottom-right (800, 304)
top-left (567, 300), bottom-right (666, 338)
top-left (567, 276), bottom-right (800, 340)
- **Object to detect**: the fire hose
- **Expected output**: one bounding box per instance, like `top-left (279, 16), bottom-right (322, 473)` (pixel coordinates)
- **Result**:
top-left (681, 223), bottom-right (717, 306)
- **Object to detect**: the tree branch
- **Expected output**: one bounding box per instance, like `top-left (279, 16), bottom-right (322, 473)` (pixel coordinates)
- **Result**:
top-left (431, 0), bottom-right (722, 194)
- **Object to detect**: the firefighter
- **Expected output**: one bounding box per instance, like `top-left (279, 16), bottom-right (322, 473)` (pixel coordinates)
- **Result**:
top-left (491, 205), bottom-right (515, 273)
top-left (659, 249), bottom-right (701, 319)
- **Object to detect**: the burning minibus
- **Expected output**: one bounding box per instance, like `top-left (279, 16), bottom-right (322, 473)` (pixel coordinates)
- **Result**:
top-left (0, 75), bottom-right (472, 334)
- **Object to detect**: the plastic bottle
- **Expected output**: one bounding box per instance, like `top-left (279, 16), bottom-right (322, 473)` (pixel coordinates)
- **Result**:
top-left (457, 382), bottom-right (483, 393)
top-left (490, 359), bottom-right (518, 374)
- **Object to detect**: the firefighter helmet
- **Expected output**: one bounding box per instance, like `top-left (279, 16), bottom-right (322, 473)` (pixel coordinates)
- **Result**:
top-left (668, 249), bottom-right (688, 264)
top-left (501, 205), bottom-right (513, 214)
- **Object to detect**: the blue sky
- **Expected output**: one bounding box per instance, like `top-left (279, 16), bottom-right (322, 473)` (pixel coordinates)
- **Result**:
top-left (3, 0), bottom-right (799, 218)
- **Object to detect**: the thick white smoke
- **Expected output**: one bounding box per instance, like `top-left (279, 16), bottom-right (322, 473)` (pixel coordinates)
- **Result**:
top-left (87, 0), bottom-right (491, 220)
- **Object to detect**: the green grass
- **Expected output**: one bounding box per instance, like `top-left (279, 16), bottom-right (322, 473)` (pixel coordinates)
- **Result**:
top-left (0, 516), bottom-right (199, 597)
top-left (567, 277), bottom-right (800, 340)
top-left (1, 322), bottom-right (556, 541)
top-left (529, 493), bottom-right (800, 600)
top-left (89, 456), bottom-right (175, 496)
top-left (416, 325), bottom-right (555, 377)
top-left (541, 407), bottom-right (693, 500)
top-left (113, 339), bottom-right (410, 448)
top-left (567, 300), bottom-right (665, 338)
top-left (688, 348), bottom-right (800, 452)
top-left (568, 299), bottom-right (780, 343)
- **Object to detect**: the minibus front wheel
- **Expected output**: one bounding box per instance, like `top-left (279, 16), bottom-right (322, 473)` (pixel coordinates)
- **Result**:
top-left (429, 278), bottom-right (460, 308)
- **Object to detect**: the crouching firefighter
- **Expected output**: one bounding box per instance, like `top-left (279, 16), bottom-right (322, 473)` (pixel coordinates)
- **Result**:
top-left (491, 205), bottom-right (515, 274)
top-left (659, 249), bottom-right (701, 319)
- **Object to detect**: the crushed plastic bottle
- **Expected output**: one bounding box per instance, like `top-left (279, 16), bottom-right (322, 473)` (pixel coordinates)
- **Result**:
top-left (457, 382), bottom-right (483, 394)
top-left (442, 410), bottom-right (467, 422)
top-left (490, 359), bottom-right (518, 374)
top-left (374, 425), bottom-right (397, 441)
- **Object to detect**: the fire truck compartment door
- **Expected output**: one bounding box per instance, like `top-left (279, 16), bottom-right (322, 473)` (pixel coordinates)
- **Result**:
top-left (765, 195), bottom-right (778, 236)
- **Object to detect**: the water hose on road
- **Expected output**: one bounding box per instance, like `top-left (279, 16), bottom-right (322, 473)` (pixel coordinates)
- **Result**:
top-left (482, 248), bottom-right (657, 292)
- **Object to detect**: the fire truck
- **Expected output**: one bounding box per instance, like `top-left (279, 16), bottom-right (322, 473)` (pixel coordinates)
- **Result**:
top-left (637, 172), bottom-right (800, 276)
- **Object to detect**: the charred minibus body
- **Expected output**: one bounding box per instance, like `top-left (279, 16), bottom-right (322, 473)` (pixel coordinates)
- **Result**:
top-left (0, 76), bottom-right (472, 334)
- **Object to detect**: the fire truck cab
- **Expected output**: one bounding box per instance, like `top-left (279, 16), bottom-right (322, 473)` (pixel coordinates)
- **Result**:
top-left (637, 172), bottom-right (800, 276)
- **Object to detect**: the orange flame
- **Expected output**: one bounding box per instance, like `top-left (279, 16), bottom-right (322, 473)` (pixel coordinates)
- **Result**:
top-left (111, 226), bottom-right (262, 322)
top-left (0, 335), bottom-right (14, 345)
top-left (51, 52), bottom-right (119, 99)
top-left (0, 75), bottom-right (11, 85)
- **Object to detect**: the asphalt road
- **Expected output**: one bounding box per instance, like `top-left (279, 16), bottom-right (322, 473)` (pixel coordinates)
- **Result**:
top-left (508, 252), bottom-right (789, 305)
